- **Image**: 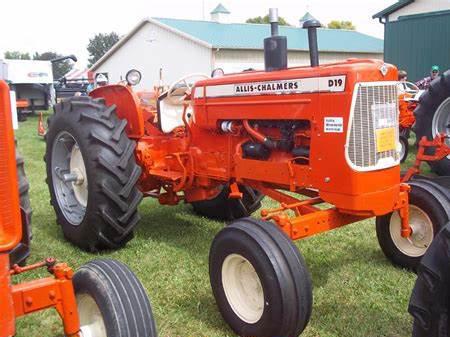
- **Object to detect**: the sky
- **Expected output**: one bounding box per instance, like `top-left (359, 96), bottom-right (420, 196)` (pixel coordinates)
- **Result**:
top-left (0, 0), bottom-right (394, 68)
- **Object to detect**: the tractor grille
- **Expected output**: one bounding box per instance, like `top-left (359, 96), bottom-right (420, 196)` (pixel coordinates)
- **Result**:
top-left (346, 82), bottom-right (400, 171)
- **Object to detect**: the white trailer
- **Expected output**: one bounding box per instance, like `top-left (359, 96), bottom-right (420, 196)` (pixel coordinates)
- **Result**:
top-left (0, 59), bottom-right (55, 120)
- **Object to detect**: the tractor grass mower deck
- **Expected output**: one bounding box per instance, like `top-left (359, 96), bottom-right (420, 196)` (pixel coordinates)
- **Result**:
top-left (42, 9), bottom-right (450, 337)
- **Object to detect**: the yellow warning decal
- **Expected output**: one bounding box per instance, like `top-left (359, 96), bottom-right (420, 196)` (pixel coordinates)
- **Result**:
top-left (376, 127), bottom-right (396, 153)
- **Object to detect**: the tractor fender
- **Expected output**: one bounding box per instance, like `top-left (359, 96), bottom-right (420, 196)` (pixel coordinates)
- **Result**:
top-left (90, 84), bottom-right (145, 138)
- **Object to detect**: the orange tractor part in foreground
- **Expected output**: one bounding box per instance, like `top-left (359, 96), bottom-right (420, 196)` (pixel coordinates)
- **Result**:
top-left (0, 80), bottom-right (80, 337)
top-left (0, 80), bottom-right (157, 337)
top-left (44, 11), bottom-right (450, 337)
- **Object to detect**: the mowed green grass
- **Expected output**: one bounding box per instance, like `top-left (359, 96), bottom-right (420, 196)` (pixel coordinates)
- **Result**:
top-left (14, 113), bottom-right (421, 337)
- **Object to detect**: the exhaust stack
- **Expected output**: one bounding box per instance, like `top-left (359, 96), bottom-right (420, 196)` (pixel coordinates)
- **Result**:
top-left (302, 19), bottom-right (321, 67)
top-left (264, 8), bottom-right (287, 72)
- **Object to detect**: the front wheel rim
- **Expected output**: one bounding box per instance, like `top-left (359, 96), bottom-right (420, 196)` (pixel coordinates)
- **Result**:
top-left (77, 293), bottom-right (107, 337)
top-left (432, 97), bottom-right (450, 159)
top-left (221, 254), bottom-right (265, 324)
top-left (51, 131), bottom-right (88, 225)
top-left (389, 205), bottom-right (434, 257)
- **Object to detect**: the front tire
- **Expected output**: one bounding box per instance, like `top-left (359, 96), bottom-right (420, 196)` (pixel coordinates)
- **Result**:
top-left (399, 135), bottom-right (409, 163)
top-left (376, 180), bottom-right (450, 270)
top-left (74, 259), bottom-right (157, 337)
top-left (45, 97), bottom-right (142, 251)
top-left (209, 218), bottom-right (312, 337)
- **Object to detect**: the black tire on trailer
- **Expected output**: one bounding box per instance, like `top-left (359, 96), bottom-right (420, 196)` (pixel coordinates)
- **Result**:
top-left (191, 184), bottom-right (264, 220)
top-left (414, 70), bottom-right (450, 175)
top-left (376, 180), bottom-right (450, 270)
top-left (74, 259), bottom-right (157, 337)
top-left (209, 217), bottom-right (312, 337)
top-left (9, 147), bottom-right (32, 266)
top-left (408, 221), bottom-right (450, 337)
top-left (400, 135), bottom-right (409, 163)
top-left (45, 96), bottom-right (142, 251)
top-left (17, 109), bottom-right (27, 122)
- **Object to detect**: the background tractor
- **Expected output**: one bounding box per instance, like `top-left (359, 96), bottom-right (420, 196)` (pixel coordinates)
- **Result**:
top-left (0, 79), bottom-right (157, 337)
top-left (45, 9), bottom-right (450, 337)
top-left (413, 72), bottom-right (450, 176)
top-left (397, 78), bottom-right (450, 171)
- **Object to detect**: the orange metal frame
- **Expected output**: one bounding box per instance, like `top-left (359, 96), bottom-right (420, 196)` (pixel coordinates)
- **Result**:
top-left (15, 99), bottom-right (29, 109)
top-left (403, 134), bottom-right (450, 182)
top-left (0, 80), bottom-right (81, 337)
top-left (92, 59), bottom-right (412, 242)
top-left (7, 257), bottom-right (81, 337)
top-left (398, 92), bottom-right (417, 130)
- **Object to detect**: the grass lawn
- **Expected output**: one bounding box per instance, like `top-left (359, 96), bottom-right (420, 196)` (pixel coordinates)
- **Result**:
top-left (14, 112), bottom-right (422, 337)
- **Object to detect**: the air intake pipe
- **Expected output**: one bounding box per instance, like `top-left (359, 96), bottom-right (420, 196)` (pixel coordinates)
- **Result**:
top-left (50, 55), bottom-right (78, 64)
top-left (302, 19), bottom-right (321, 67)
top-left (264, 8), bottom-right (288, 72)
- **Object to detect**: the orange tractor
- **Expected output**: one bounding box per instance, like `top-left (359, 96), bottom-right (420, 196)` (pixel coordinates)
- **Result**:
top-left (0, 80), bottom-right (157, 337)
top-left (44, 10), bottom-right (450, 337)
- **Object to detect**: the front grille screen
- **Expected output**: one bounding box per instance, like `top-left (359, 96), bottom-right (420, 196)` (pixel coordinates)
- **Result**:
top-left (347, 82), bottom-right (399, 171)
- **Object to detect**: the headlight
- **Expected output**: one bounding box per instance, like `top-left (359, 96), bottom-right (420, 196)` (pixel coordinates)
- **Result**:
top-left (211, 68), bottom-right (225, 78)
top-left (126, 69), bottom-right (142, 86)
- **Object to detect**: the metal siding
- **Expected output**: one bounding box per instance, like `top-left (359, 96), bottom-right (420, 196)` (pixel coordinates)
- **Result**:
top-left (389, 0), bottom-right (450, 21)
top-left (384, 11), bottom-right (450, 81)
top-left (95, 22), bottom-right (212, 90)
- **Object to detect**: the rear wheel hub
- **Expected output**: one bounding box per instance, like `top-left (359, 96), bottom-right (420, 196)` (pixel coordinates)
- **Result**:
top-left (51, 131), bottom-right (88, 225)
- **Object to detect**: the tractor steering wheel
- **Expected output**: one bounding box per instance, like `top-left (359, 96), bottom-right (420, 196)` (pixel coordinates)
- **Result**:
top-left (166, 73), bottom-right (209, 105)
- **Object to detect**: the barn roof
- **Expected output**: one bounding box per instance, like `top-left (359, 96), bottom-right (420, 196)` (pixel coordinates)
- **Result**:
top-left (90, 17), bottom-right (383, 71)
top-left (373, 0), bottom-right (415, 19)
top-left (154, 17), bottom-right (383, 53)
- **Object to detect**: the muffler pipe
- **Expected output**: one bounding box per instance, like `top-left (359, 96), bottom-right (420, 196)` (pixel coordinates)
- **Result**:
top-left (302, 19), bottom-right (321, 67)
top-left (264, 8), bottom-right (288, 72)
top-left (269, 8), bottom-right (279, 36)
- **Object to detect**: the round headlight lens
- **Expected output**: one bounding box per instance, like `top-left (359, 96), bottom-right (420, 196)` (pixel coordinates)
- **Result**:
top-left (126, 69), bottom-right (142, 86)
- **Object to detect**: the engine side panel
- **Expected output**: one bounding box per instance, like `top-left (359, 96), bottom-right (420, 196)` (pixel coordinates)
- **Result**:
top-left (189, 59), bottom-right (400, 215)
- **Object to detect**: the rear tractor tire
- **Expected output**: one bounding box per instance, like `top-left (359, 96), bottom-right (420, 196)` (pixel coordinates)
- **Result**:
top-left (192, 184), bottom-right (263, 221)
top-left (74, 259), bottom-right (157, 337)
top-left (408, 221), bottom-right (450, 337)
top-left (209, 218), bottom-right (312, 337)
top-left (376, 180), bottom-right (450, 270)
top-left (9, 146), bottom-right (32, 266)
top-left (45, 96), bottom-right (143, 251)
top-left (414, 70), bottom-right (450, 175)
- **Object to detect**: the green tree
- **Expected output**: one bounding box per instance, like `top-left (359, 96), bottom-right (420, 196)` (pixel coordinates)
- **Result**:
top-left (327, 20), bottom-right (356, 30)
top-left (87, 32), bottom-right (120, 67)
top-left (4, 51), bottom-right (31, 60)
top-left (246, 15), bottom-right (290, 26)
top-left (33, 51), bottom-right (75, 80)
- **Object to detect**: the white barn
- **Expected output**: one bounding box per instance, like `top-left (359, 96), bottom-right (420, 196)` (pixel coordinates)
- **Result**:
top-left (91, 4), bottom-right (384, 90)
